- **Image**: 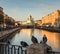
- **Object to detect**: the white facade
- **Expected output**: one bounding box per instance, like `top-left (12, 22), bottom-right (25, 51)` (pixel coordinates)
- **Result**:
top-left (27, 15), bottom-right (34, 25)
top-left (20, 15), bottom-right (34, 26)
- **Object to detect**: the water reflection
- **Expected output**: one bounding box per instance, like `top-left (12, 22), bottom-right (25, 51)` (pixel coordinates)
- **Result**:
top-left (20, 29), bottom-right (34, 37)
top-left (10, 29), bottom-right (60, 52)
top-left (41, 30), bottom-right (60, 51)
top-left (10, 29), bottom-right (34, 45)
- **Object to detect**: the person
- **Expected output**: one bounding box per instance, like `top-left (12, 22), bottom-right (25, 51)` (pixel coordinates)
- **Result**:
top-left (43, 34), bottom-right (47, 43)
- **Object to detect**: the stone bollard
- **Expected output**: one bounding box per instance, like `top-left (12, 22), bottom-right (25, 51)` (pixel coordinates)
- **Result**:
top-left (26, 43), bottom-right (52, 54)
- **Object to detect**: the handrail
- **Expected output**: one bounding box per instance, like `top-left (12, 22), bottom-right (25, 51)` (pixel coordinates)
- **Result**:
top-left (0, 42), bottom-right (26, 54)
top-left (0, 42), bottom-right (60, 54)
top-left (48, 50), bottom-right (60, 54)
top-left (0, 42), bottom-right (22, 47)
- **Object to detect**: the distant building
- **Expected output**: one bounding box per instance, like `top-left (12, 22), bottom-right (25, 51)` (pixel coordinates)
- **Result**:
top-left (3, 14), bottom-right (8, 27)
top-left (20, 21), bottom-right (27, 25)
top-left (0, 7), bottom-right (4, 23)
top-left (0, 6), bottom-right (16, 28)
top-left (0, 7), bottom-right (3, 12)
top-left (35, 20), bottom-right (42, 26)
top-left (0, 7), bottom-right (4, 28)
top-left (41, 10), bottom-right (60, 27)
top-left (3, 13), bottom-right (15, 28)
top-left (27, 15), bottom-right (34, 25)
top-left (20, 15), bottom-right (34, 26)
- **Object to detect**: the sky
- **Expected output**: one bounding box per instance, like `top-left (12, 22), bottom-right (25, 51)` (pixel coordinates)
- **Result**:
top-left (0, 0), bottom-right (60, 21)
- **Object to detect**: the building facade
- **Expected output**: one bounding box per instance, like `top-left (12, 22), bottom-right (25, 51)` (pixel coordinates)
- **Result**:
top-left (27, 15), bottom-right (34, 25)
top-left (20, 15), bottom-right (34, 26)
top-left (0, 6), bottom-right (15, 28)
top-left (0, 7), bottom-right (4, 24)
top-left (35, 20), bottom-right (42, 26)
top-left (41, 10), bottom-right (60, 27)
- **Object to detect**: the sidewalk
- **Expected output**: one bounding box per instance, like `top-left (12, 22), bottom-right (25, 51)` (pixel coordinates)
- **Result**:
top-left (0, 27), bottom-right (20, 40)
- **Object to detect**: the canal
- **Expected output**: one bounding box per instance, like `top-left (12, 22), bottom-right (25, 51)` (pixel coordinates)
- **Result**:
top-left (8, 29), bottom-right (60, 52)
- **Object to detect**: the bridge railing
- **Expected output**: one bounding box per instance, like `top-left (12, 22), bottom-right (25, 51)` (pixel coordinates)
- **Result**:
top-left (0, 43), bottom-right (26, 54)
top-left (48, 50), bottom-right (60, 54)
top-left (0, 42), bottom-right (60, 54)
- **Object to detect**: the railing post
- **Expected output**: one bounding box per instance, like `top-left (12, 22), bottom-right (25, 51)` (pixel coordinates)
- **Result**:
top-left (11, 45), bottom-right (13, 54)
top-left (5, 44), bottom-right (7, 54)
top-left (0, 45), bottom-right (1, 54)
top-left (1, 45), bottom-right (4, 54)
top-left (18, 46), bottom-right (20, 54)
top-left (0, 43), bottom-right (27, 54)
top-left (53, 52), bottom-right (55, 54)
top-left (21, 47), bottom-right (23, 54)
top-left (14, 46), bottom-right (16, 54)
top-left (0, 44), bottom-right (2, 54)
top-left (3, 45), bottom-right (5, 54)
top-left (25, 50), bottom-right (27, 54)
top-left (8, 45), bottom-right (10, 54)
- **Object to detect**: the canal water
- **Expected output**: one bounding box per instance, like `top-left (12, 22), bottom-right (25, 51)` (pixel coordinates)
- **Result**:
top-left (9, 29), bottom-right (60, 52)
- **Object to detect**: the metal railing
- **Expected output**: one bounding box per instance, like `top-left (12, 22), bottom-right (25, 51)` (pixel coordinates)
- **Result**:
top-left (48, 50), bottom-right (60, 54)
top-left (0, 42), bottom-right (60, 54)
top-left (0, 43), bottom-right (26, 54)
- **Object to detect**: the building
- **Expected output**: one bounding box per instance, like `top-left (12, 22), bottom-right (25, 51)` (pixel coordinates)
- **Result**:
top-left (0, 6), bottom-right (16, 29)
top-left (41, 10), bottom-right (60, 27)
top-left (3, 14), bottom-right (9, 27)
top-left (0, 7), bottom-right (4, 28)
top-left (35, 20), bottom-right (42, 26)
top-left (20, 15), bottom-right (34, 26)
top-left (3, 13), bottom-right (15, 28)
top-left (0, 7), bottom-right (4, 24)
top-left (27, 15), bottom-right (34, 25)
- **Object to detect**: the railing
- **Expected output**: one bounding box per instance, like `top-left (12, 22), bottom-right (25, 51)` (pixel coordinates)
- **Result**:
top-left (0, 42), bottom-right (60, 54)
top-left (0, 43), bottom-right (26, 54)
top-left (48, 50), bottom-right (60, 54)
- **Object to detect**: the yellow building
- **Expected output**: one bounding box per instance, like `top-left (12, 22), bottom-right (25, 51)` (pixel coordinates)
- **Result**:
top-left (35, 20), bottom-right (42, 26)
top-left (41, 10), bottom-right (60, 27)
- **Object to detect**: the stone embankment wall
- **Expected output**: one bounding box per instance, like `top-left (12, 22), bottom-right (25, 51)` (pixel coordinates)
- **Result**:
top-left (0, 27), bottom-right (20, 40)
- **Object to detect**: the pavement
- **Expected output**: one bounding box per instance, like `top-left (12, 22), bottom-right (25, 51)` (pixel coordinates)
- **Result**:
top-left (0, 28), bottom-right (20, 40)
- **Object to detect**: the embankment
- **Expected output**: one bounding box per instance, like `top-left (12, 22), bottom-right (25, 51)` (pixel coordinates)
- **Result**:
top-left (0, 27), bottom-right (20, 40)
